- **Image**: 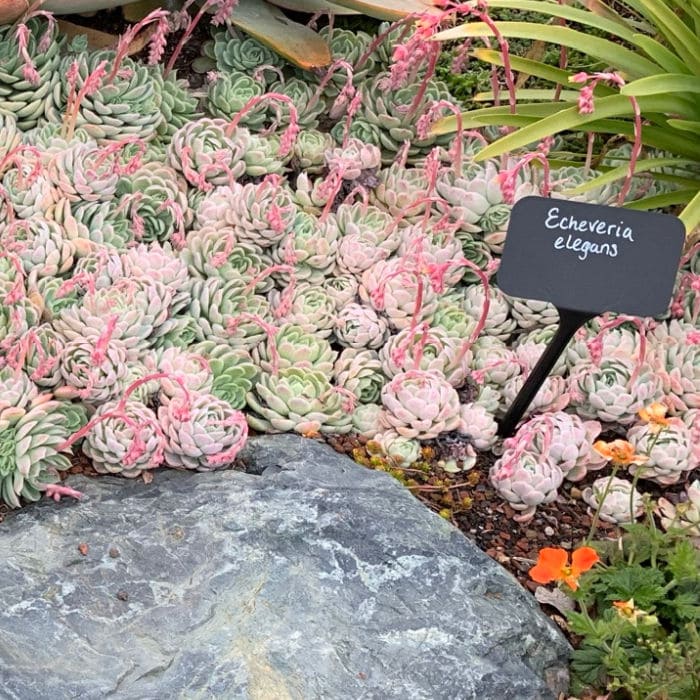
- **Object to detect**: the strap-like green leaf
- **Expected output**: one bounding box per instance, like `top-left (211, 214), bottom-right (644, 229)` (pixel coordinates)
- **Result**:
top-left (679, 188), bottom-right (700, 235)
top-left (328, 0), bottom-right (439, 19)
top-left (632, 34), bottom-right (692, 74)
top-left (474, 89), bottom-right (581, 102)
top-left (668, 119), bottom-right (700, 134)
top-left (622, 189), bottom-right (698, 212)
top-left (621, 74), bottom-right (700, 97)
top-left (432, 22), bottom-right (661, 79)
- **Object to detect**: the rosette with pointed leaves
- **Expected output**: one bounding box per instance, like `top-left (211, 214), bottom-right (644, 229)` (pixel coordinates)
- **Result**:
top-left (463, 284), bottom-right (516, 340)
top-left (0, 289), bottom-right (41, 351)
top-left (31, 275), bottom-right (82, 322)
top-left (2, 218), bottom-right (74, 279)
top-left (524, 411), bottom-right (605, 482)
top-left (290, 129), bottom-right (334, 174)
top-left (333, 348), bottom-right (386, 405)
top-left (570, 355), bottom-right (663, 426)
top-left (351, 403), bottom-right (384, 439)
top-left (117, 162), bottom-right (191, 244)
top-left (397, 224), bottom-right (465, 287)
top-left (507, 296), bottom-right (559, 331)
top-left (190, 340), bottom-right (257, 410)
top-left (149, 314), bottom-right (201, 352)
top-left (251, 323), bottom-right (336, 376)
top-left (48, 51), bottom-right (163, 143)
top-left (182, 225), bottom-right (272, 290)
top-left (168, 118), bottom-right (246, 189)
top-left (335, 209), bottom-right (399, 278)
top-left (381, 369), bottom-right (461, 440)
top-left (22, 324), bottom-right (65, 389)
top-left (566, 324), bottom-right (640, 370)
top-left (347, 72), bottom-right (454, 162)
top-left (22, 122), bottom-right (91, 163)
top-left (82, 399), bottom-right (164, 478)
top-left (471, 336), bottom-right (520, 388)
top-left (206, 71), bottom-right (266, 129)
top-left (293, 172), bottom-right (332, 215)
top-left (0, 18), bottom-right (63, 130)
top-left (490, 450), bottom-right (564, 523)
top-left (192, 185), bottom-right (239, 230)
top-left (71, 248), bottom-right (125, 291)
top-left (210, 30), bottom-right (284, 74)
top-left (323, 274), bottom-right (358, 310)
top-left (334, 302), bottom-right (389, 350)
top-left (46, 140), bottom-right (119, 203)
top-left (360, 257), bottom-right (439, 331)
top-left (0, 114), bottom-right (20, 177)
top-left (657, 480), bottom-right (700, 541)
top-left (237, 130), bottom-right (289, 178)
top-left (54, 276), bottom-right (174, 355)
top-left (270, 211), bottom-right (338, 284)
top-left (188, 277), bottom-right (271, 350)
top-left (150, 68), bottom-right (201, 144)
top-left (458, 236), bottom-right (492, 284)
top-left (0, 388), bottom-right (72, 508)
top-left (72, 200), bottom-right (133, 249)
top-left (502, 375), bottom-right (570, 417)
top-left (246, 367), bottom-right (353, 436)
top-left (57, 335), bottom-right (130, 405)
top-left (268, 78), bottom-right (325, 131)
top-left (228, 178), bottom-right (296, 249)
top-left (269, 282), bottom-right (336, 338)
top-left (159, 390), bottom-right (248, 471)
top-left (371, 429), bottom-right (422, 466)
top-left (432, 296), bottom-right (477, 340)
top-left (627, 418), bottom-right (696, 486)
top-left (514, 326), bottom-right (567, 377)
top-left (458, 402), bottom-right (498, 450)
top-left (379, 325), bottom-right (469, 387)
top-left (582, 476), bottom-right (644, 524)
top-left (155, 346), bottom-right (213, 400)
top-left (3, 164), bottom-right (59, 219)
top-left (325, 138), bottom-right (382, 183)
top-left (550, 166), bottom-right (619, 205)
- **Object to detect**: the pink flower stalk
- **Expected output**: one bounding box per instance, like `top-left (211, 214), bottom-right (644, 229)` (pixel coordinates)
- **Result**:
top-left (308, 59), bottom-right (355, 118)
top-left (0, 252), bottom-right (25, 306)
top-left (590, 314), bottom-right (648, 383)
top-left (569, 71), bottom-right (641, 204)
top-left (417, 100), bottom-right (465, 174)
top-left (62, 59), bottom-right (108, 141)
top-left (0, 145), bottom-right (42, 188)
top-left (178, 145), bottom-right (214, 191)
top-left (494, 414), bottom-right (554, 480)
top-left (341, 89), bottom-right (364, 148)
top-left (148, 13), bottom-right (170, 65)
top-left (243, 263), bottom-right (294, 295)
top-left (497, 137), bottom-right (553, 203)
top-left (44, 483), bottom-right (83, 502)
top-left (15, 24), bottom-right (40, 85)
top-left (356, 18), bottom-right (414, 73)
top-left (226, 93), bottom-right (299, 158)
top-left (211, 0), bottom-right (239, 26)
top-left (252, 64), bottom-right (284, 84)
top-left (205, 411), bottom-right (248, 466)
top-left (341, 185), bottom-right (371, 209)
top-left (226, 313), bottom-right (281, 374)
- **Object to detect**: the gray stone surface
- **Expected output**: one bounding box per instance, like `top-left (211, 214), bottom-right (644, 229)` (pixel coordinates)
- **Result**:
top-left (0, 434), bottom-right (570, 699)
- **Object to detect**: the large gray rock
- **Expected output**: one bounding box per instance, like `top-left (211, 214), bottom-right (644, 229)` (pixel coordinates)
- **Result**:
top-left (0, 435), bottom-right (570, 699)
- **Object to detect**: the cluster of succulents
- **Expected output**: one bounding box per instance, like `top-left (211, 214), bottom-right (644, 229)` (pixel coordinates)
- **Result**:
top-left (0, 13), bottom-right (696, 525)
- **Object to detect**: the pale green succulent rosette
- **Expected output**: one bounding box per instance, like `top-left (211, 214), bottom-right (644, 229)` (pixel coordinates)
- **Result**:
top-left (3, 164), bottom-right (59, 220)
top-left (267, 78), bottom-right (325, 131)
top-left (48, 50), bottom-right (163, 143)
top-left (315, 27), bottom-right (375, 98)
top-left (149, 314), bottom-right (201, 352)
top-left (249, 323), bottom-right (337, 376)
top-left (370, 163), bottom-right (430, 220)
top-left (239, 132), bottom-right (289, 177)
top-left (269, 283), bottom-right (337, 339)
top-left (116, 162), bottom-right (192, 245)
top-left (82, 399), bottom-right (163, 478)
top-left (0, 296), bottom-right (41, 348)
top-left (0, 114), bottom-right (21, 177)
top-left (333, 348), bottom-right (386, 405)
top-left (192, 341), bottom-right (258, 410)
top-left (0, 18), bottom-right (64, 130)
top-left (72, 200), bottom-right (134, 250)
top-left (150, 68), bottom-right (201, 144)
top-left (291, 130), bottom-right (335, 174)
top-left (22, 324), bottom-right (65, 388)
top-left (246, 367), bottom-right (353, 436)
top-left (211, 30), bottom-right (284, 74)
top-left (206, 71), bottom-right (267, 130)
top-left (4, 218), bottom-right (75, 279)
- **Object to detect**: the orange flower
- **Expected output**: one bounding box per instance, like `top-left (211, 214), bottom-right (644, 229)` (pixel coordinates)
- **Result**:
top-left (593, 439), bottom-right (647, 466)
top-left (638, 402), bottom-right (671, 433)
top-left (529, 546), bottom-right (599, 591)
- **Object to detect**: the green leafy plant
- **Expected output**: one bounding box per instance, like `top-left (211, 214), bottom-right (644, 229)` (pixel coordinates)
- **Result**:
top-left (431, 0), bottom-right (700, 237)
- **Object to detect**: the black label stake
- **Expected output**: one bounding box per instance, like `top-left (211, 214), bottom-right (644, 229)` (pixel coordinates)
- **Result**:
top-left (497, 309), bottom-right (593, 438)
top-left (494, 196), bottom-right (685, 439)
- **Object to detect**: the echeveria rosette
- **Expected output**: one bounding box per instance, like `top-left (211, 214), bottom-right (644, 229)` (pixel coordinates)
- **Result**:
top-left (370, 163), bottom-right (430, 220)
top-left (360, 258), bottom-right (439, 332)
top-left (502, 375), bottom-right (570, 417)
top-left (149, 314), bottom-right (201, 353)
top-left (45, 140), bottom-right (119, 203)
top-left (191, 341), bottom-right (258, 410)
top-left (471, 336), bottom-right (521, 389)
top-left (627, 418), bottom-right (695, 486)
top-left (656, 480), bottom-right (700, 541)
top-left (490, 450), bottom-right (564, 523)
top-left (268, 78), bottom-right (325, 131)
top-left (0, 114), bottom-right (21, 177)
top-left (2, 218), bottom-right (74, 279)
top-left (246, 367), bottom-right (353, 436)
top-left (334, 303), bottom-right (390, 351)
top-left (49, 51), bottom-right (163, 143)
top-left (192, 185), bottom-right (238, 230)
top-left (0, 393), bottom-right (73, 509)
top-left (507, 296), bottom-right (559, 331)
top-left (57, 336), bottom-right (130, 405)
top-left (582, 476), bottom-right (644, 524)
top-left (3, 164), bottom-right (59, 220)
top-left (188, 277), bottom-right (271, 351)
top-left (325, 138), bottom-right (382, 182)
top-left (323, 275), bottom-right (359, 311)
top-left (150, 68), bottom-right (201, 143)
top-left (351, 403), bottom-right (384, 439)
top-left (397, 225), bottom-right (465, 287)
top-left (155, 347), bottom-right (213, 400)
top-left (432, 297), bottom-right (477, 340)
top-left (72, 200), bottom-right (133, 250)
top-left (457, 236), bottom-right (493, 284)
top-left (565, 325), bottom-right (640, 370)
top-left (159, 391), bottom-right (248, 471)
top-left (333, 348), bottom-right (386, 405)
top-left (168, 118), bottom-right (246, 189)
top-left (570, 355), bottom-right (663, 426)
top-left (371, 429), bottom-right (422, 467)
top-left (211, 31), bottom-right (284, 74)
top-left (380, 370), bottom-right (461, 440)
top-left (291, 130), bottom-right (335, 174)
top-left (0, 18), bottom-right (64, 130)
top-left (293, 172), bottom-right (332, 216)
top-left (22, 324), bottom-right (65, 389)
top-left (314, 27), bottom-right (375, 98)
top-left (206, 71), bottom-right (266, 130)
top-left (250, 323), bottom-right (337, 376)
top-left (227, 179), bottom-right (296, 249)
top-left (0, 367), bottom-right (40, 413)
top-left (458, 402), bottom-right (498, 451)
top-left (269, 283), bottom-right (337, 339)
top-left (379, 326), bottom-right (470, 387)
top-left (82, 400), bottom-right (164, 478)
top-left (524, 411), bottom-right (605, 482)
top-left (71, 248), bottom-right (125, 291)
top-left (0, 294), bottom-right (41, 349)
top-left (514, 328), bottom-right (568, 377)
top-left (463, 284), bottom-right (516, 340)
top-left (116, 162), bottom-right (192, 245)
top-left (238, 131), bottom-right (289, 178)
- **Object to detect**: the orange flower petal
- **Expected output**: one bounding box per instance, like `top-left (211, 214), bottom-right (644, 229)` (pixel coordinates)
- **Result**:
top-left (593, 440), bottom-right (613, 460)
top-left (571, 546), bottom-right (599, 575)
top-left (529, 547), bottom-right (569, 583)
top-left (562, 574), bottom-right (579, 591)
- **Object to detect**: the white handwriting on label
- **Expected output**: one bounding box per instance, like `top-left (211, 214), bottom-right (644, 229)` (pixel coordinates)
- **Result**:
top-left (545, 206), bottom-right (633, 261)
